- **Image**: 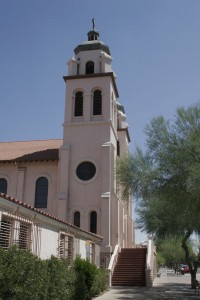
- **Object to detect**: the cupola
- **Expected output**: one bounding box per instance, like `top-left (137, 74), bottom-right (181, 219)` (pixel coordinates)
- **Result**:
top-left (67, 20), bottom-right (113, 76)
top-left (74, 19), bottom-right (111, 56)
top-left (87, 19), bottom-right (99, 41)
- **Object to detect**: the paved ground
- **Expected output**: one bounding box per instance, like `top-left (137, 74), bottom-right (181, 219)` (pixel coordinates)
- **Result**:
top-left (93, 268), bottom-right (200, 300)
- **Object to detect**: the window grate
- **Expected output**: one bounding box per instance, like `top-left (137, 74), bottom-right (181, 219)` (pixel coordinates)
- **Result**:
top-left (19, 223), bottom-right (31, 250)
top-left (0, 212), bottom-right (41, 255)
top-left (59, 233), bottom-right (73, 264)
top-left (76, 162), bottom-right (96, 181)
top-left (0, 218), bottom-right (12, 249)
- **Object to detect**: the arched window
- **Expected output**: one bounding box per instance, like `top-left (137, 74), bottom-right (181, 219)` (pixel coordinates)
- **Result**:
top-left (90, 211), bottom-right (97, 234)
top-left (93, 90), bottom-right (102, 115)
top-left (74, 211), bottom-right (80, 228)
top-left (0, 178), bottom-right (7, 194)
top-left (35, 177), bottom-right (48, 208)
top-left (86, 61), bottom-right (94, 74)
top-left (74, 91), bottom-right (83, 117)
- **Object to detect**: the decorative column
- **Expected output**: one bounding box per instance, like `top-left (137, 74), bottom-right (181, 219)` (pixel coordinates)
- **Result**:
top-left (101, 142), bottom-right (111, 253)
top-left (57, 144), bottom-right (70, 220)
top-left (16, 167), bottom-right (26, 201)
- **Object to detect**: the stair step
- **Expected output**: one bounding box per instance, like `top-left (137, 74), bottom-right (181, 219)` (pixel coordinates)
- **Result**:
top-left (111, 248), bottom-right (146, 287)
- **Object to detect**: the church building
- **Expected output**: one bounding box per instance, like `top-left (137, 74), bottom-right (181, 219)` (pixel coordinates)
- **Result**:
top-left (0, 22), bottom-right (135, 262)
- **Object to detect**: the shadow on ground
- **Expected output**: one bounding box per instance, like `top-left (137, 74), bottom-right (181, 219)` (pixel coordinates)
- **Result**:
top-left (108, 286), bottom-right (198, 300)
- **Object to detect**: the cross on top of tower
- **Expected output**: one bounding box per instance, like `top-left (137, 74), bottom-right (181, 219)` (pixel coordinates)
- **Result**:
top-left (87, 19), bottom-right (99, 41)
top-left (92, 18), bottom-right (95, 30)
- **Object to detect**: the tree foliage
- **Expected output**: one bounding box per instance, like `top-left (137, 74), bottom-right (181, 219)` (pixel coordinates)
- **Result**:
top-left (117, 103), bottom-right (200, 235)
top-left (156, 236), bottom-right (195, 268)
top-left (117, 103), bottom-right (200, 287)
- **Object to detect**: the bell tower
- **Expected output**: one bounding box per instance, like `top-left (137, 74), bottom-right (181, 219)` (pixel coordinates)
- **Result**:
top-left (58, 21), bottom-right (134, 258)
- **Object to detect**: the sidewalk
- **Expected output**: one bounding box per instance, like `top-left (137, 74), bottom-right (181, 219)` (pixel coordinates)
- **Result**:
top-left (93, 268), bottom-right (200, 300)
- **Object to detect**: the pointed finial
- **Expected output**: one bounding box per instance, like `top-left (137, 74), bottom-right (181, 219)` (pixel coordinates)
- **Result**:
top-left (92, 18), bottom-right (95, 30)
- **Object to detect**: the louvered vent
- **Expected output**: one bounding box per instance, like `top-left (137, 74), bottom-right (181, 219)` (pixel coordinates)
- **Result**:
top-left (0, 213), bottom-right (40, 255)
top-left (0, 218), bottom-right (12, 249)
top-left (59, 233), bottom-right (74, 264)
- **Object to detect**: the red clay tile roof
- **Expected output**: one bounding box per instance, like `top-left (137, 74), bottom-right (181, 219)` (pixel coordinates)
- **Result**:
top-left (0, 193), bottom-right (103, 241)
top-left (0, 139), bottom-right (63, 162)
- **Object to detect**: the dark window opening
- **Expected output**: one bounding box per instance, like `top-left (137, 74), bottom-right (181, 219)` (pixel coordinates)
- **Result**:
top-left (0, 178), bottom-right (7, 194)
top-left (117, 141), bottom-right (120, 157)
top-left (74, 92), bottom-right (83, 116)
top-left (76, 162), bottom-right (96, 181)
top-left (35, 177), bottom-right (48, 208)
top-left (74, 211), bottom-right (80, 227)
top-left (86, 61), bottom-right (94, 74)
top-left (90, 211), bottom-right (97, 234)
top-left (93, 90), bottom-right (102, 115)
top-left (77, 64), bottom-right (80, 76)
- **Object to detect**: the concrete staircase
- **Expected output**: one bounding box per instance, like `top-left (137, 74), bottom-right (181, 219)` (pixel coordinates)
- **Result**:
top-left (111, 248), bottom-right (147, 286)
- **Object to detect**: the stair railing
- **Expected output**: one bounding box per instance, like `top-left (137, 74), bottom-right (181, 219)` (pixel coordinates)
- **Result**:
top-left (146, 237), bottom-right (157, 287)
top-left (108, 244), bottom-right (121, 286)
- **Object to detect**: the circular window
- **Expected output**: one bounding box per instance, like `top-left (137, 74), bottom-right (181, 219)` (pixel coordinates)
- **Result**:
top-left (76, 162), bottom-right (96, 181)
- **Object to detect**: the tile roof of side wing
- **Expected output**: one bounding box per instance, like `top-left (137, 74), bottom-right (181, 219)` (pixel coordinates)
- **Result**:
top-left (0, 139), bottom-right (63, 162)
top-left (0, 193), bottom-right (103, 241)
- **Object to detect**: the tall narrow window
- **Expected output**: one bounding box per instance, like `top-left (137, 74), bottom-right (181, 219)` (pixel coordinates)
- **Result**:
top-left (93, 90), bottom-right (102, 115)
top-left (86, 61), bottom-right (94, 74)
top-left (90, 211), bottom-right (97, 234)
top-left (35, 177), bottom-right (48, 208)
top-left (74, 211), bottom-right (80, 228)
top-left (74, 91), bottom-right (83, 117)
top-left (0, 178), bottom-right (7, 194)
top-left (117, 141), bottom-right (120, 157)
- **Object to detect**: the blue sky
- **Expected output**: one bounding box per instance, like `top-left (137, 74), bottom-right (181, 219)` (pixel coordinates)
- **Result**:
top-left (1, 0), bottom-right (200, 242)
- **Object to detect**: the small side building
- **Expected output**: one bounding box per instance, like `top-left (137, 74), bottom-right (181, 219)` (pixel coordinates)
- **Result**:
top-left (0, 193), bottom-right (102, 266)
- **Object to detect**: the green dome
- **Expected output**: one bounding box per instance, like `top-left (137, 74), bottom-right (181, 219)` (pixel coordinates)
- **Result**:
top-left (74, 24), bottom-right (111, 56)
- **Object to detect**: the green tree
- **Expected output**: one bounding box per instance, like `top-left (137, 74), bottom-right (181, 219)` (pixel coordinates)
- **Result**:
top-left (117, 103), bottom-right (200, 288)
top-left (156, 236), bottom-right (195, 271)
